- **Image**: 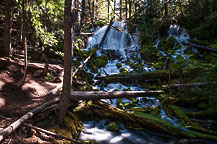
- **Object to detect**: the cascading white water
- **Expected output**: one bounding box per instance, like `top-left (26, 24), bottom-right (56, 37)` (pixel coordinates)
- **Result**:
top-left (85, 21), bottom-right (140, 60)
top-left (80, 22), bottom-right (189, 143)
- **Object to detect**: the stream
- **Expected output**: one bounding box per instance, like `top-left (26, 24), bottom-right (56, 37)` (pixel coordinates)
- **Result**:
top-left (77, 21), bottom-right (213, 143)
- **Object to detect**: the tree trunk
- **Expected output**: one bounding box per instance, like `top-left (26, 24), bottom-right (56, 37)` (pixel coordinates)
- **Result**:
top-left (107, 0), bottom-right (110, 20)
top-left (129, 0), bottom-right (132, 17)
top-left (114, 0), bottom-right (116, 18)
top-left (164, 0), bottom-right (168, 16)
top-left (18, 0), bottom-right (28, 88)
top-left (58, 0), bottom-right (74, 126)
top-left (79, 0), bottom-right (86, 32)
top-left (120, 0), bottom-right (122, 19)
top-left (2, 0), bottom-right (12, 57)
top-left (125, 0), bottom-right (128, 19)
top-left (212, 0), bottom-right (217, 12)
top-left (94, 0), bottom-right (98, 20)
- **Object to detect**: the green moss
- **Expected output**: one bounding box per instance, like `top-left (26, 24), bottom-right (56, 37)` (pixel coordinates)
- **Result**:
top-left (117, 99), bottom-right (123, 109)
top-left (55, 126), bottom-right (73, 140)
top-left (108, 122), bottom-right (119, 132)
top-left (116, 63), bottom-right (122, 68)
top-left (119, 68), bottom-right (128, 74)
top-left (64, 116), bottom-right (77, 135)
top-left (124, 103), bottom-right (136, 109)
top-left (160, 37), bottom-right (175, 53)
top-left (140, 44), bottom-right (159, 62)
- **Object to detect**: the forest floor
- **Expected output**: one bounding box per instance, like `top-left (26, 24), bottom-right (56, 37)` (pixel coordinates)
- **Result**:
top-left (0, 47), bottom-right (64, 143)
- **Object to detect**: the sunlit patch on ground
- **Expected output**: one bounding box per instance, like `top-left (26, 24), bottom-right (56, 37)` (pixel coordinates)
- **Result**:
top-left (0, 97), bottom-right (5, 107)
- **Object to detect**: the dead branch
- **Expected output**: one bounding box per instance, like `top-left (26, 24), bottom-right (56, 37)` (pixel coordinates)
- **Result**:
top-left (162, 81), bottom-right (217, 88)
top-left (0, 97), bottom-right (60, 142)
top-left (182, 41), bottom-right (217, 53)
top-left (24, 124), bottom-right (83, 144)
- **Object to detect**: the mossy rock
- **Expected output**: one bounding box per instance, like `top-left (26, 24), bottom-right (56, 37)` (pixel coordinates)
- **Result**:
top-left (119, 68), bottom-right (128, 74)
top-left (124, 103), bottom-right (136, 109)
top-left (116, 63), bottom-right (122, 68)
top-left (108, 122), bottom-right (119, 132)
top-left (117, 99), bottom-right (124, 109)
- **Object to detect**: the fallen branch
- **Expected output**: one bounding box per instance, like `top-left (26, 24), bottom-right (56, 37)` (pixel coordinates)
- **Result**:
top-left (0, 97), bottom-right (60, 142)
top-left (162, 81), bottom-right (217, 88)
top-left (181, 41), bottom-right (217, 53)
top-left (24, 124), bottom-right (82, 144)
top-left (69, 91), bottom-right (164, 100)
top-left (98, 17), bottom-right (114, 49)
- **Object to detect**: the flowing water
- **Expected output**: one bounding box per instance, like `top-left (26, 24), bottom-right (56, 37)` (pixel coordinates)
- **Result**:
top-left (79, 22), bottom-right (195, 143)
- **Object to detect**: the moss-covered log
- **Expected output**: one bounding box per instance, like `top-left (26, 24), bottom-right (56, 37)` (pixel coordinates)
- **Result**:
top-left (74, 100), bottom-right (217, 141)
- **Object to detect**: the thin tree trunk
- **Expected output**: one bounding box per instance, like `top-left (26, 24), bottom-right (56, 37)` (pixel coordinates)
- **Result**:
top-left (79, 0), bottom-right (86, 32)
top-left (114, 0), bottom-right (116, 18)
top-left (18, 0), bottom-right (28, 88)
top-left (3, 0), bottom-right (12, 57)
top-left (58, 0), bottom-right (74, 126)
top-left (129, 0), bottom-right (131, 17)
top-left (95, 0), bottom-right (98, 20)
top-left (107, 0), bottom-right (110, 20)
top-left (212, 0), bottom-right (217, 12)
top-left (120, 0), bottom-right (122, 19)
top-left (125, 0), bottom-right (128, 19)
top-left (164, 0), bottom-right (168, 16)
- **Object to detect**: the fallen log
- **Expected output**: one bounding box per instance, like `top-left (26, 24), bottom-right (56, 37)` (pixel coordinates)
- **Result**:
top-left (24, 124), bottom-right (82, 144)
top-left (69, 91), bottom-right (164, 100)
top-left (162, 81), bottom-right (217, 89)
top-left (0, 97), bottom-right (60, 142)
top-left (95, 70), bottom-right (169, 83)
top-left (181, 41), bottom-right (217, 53)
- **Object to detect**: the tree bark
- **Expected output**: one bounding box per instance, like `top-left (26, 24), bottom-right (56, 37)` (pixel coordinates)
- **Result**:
top-left (18, 0), bottom-right (28, 88)
top-left (164, 0), bottom-right (168, 16)
top-left (125, 0), bottom-right (128, 19)
top-left (107, 0), bottom-right (110, 20)
top-left (2, 0), bottom-right (12, 57)
top-left (69, 91), bottom-right (164, 100)
top-left (120, 0), bottom-right (122, 19)
top-left (212, 0), bottom-right (217, 12)
top-left (94, 0), bottom-right (98, 20)
top-left (129, 0), bottom-right (132, 17)
top-left (0, 97), bottom-right (60, 142)
top-left (58, 0), bottom-right (74, 126)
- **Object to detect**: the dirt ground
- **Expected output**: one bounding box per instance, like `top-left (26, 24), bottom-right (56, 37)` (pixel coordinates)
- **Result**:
top-left (0, 55), bottom-right (64, 143)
